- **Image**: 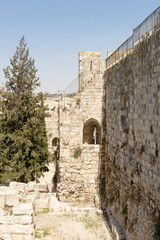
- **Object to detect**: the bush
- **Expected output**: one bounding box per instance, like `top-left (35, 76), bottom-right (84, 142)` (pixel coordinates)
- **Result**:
top-left (74, 147), bottom-right (82, 158)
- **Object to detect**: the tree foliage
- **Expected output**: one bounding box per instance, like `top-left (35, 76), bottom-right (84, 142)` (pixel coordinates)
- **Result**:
top-left (0, 36), bottom-right (49, 182)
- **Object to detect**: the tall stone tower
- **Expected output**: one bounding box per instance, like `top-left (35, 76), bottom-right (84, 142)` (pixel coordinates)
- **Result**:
top-left (55, 51), bottom-right (105, 203)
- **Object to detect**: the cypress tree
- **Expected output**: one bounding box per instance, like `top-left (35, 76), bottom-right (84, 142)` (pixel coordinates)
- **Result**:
top-left (0, 36), bottom-right (49, 183)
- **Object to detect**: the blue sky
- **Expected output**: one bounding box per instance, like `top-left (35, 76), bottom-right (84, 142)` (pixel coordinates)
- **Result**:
top-left (0, 0), bottom-right (159, 93)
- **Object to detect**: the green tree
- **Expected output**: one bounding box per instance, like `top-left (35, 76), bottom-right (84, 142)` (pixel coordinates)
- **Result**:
top-left (0, 36), bottom-right (49, 182)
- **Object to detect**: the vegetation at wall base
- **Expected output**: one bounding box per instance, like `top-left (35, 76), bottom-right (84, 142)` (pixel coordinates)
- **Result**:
top-left (0, 36), bottom-right (49, 183)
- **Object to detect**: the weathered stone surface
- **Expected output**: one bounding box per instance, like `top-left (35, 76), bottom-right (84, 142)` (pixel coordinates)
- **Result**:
top-left (0, 207), bottom-right (6, 216)
top-left (35, 198), bottom-right (49, 210)
top-left (103, 29), bottom-right (160, 240)
top-left (0, 224), bottom-right (8, 234)
top-left (10, 235), bottom-right (24, 240)
top-left (0, 192), bottom-right (6, 207)
top-left (8, 224), bottom-right (34, 234)
top-left (5, 190), bottom-right (19, 207)
top-left (27, 182), bottom-right (35, 192)
top-left (0, 216), bottom-right (13, 224)
top-left (23, 235), bottom-right (34, 240)
top-left (0, 235), bottom-right (11, 240)
top-left (44, 52), bottom-right (105, 204)
top-left (14, 215), bottom-right (33, 225)
top-left (35, 183), bottom-right (48, 193)
top-left (12, 203), bottom-right (33, 216)
top-left (9, 182), bottom-right (26, 192)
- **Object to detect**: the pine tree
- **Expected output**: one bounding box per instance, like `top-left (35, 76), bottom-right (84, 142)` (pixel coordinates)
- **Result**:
top-left (0, 36), bottom-right (49, 183)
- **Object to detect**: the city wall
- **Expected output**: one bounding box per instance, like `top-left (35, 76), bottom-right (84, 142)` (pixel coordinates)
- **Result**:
top-left (45, 52), bottom-right (105, 204)
top-left (102, 29), bottom-right (160, 240)
top-left (44, 32), bottom-right (160, 239)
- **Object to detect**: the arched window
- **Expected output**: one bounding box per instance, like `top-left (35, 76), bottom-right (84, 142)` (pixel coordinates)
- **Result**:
top-left (52, 137), bottom-right (59, 147)
top-left (83, 118), bottom-right (101, 144)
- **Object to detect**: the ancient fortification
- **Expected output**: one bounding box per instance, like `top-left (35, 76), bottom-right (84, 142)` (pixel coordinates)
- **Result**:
top-left (0, 7), bottom-right (160, 240)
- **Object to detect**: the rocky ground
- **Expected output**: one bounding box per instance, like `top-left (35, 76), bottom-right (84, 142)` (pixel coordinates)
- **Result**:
top-left (34, 193), bottom-right (112, 240)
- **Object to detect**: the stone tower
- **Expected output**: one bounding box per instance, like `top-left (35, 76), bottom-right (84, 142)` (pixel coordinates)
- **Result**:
top-left (45, 51), bottom-right (105, 203)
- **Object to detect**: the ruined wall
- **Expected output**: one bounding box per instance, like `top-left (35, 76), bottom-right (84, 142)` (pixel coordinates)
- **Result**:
top-left (0, 182), bottom-right (52, 240)
top-left (103, 30), bottom-right (160, 240)
top-left (56, 52), bottom-right (105, 204)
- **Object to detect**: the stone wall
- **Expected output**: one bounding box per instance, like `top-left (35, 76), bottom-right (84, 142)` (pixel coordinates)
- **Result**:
top-left (58, 144), bottom-right (101, 204)
top-left (45, 95), bottom-right (59, 154)
top-left (44, 31), bottom-right (160, 239)
top-left (56, 51), bottom-right (105, 204)
top-left (0, 182), bottom-right (51, 240)
top-left (102, 29), bottom-right (160, 240)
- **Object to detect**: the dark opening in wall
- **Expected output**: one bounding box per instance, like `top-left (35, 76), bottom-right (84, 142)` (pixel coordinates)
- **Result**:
top-left (52, 137), bottom-right (59, 147)
top-left (83, 118), bottom-right (101, 144)
top-left (90, 61), bottom-right (92, 71)
top-left (52, 137), bottom-right (59, 160)
top-left (121, 89), bottom-right (128, 132)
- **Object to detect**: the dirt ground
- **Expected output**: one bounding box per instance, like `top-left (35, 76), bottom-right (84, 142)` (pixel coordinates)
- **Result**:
top-left (34, 194), bottom-right (112, 240)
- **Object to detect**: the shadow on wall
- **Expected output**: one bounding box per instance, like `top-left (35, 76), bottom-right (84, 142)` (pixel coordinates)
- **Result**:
top-left (52, 137), bottom-right (60, 192)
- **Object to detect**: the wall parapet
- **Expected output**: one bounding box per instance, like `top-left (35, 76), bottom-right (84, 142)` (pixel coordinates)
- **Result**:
top-left (106, 6), bottom-right (160, 69)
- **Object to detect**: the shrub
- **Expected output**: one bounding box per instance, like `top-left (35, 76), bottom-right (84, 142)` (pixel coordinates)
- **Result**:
top-left (121, 206), bottom-right (127, 216)
top-left (74, 147), bottom-right (82, 158)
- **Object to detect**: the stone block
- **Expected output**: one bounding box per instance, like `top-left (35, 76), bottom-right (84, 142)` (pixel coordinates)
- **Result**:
top-left (14, 215), bottom-right (33, 225)
top-left (9, 182), bottom-right (26, 192)
top-left (10, 235), bottom-right (24, 240)
top-left (9, 182), bottom-right (17, 188)
top-left (35, 198), bottom-right (49, 210)
top-left (49, 194), bottom-right (57, 209)
top-left (0, 216), bottom-right (13, 224)
top-left (38, 192), bottom-right (47, 199)
top-left (0, 235), bottom-right (11, 240)
top-left (0, 192), bottom-right (5, 207)
top-left (47, 183), bottom-right (54, 193)
top-left (0, 207), bottom-right (6, 216)
top-left (13, 203), bottom-right (33, 216)
top-left (8, 224), bottom-right (34, 235)
top-left (0, 224), bottom-right (8, 234)
top-left (27, 182), bottom-right (35, 192)
top-left (23, 235), bottom-right (34, 240)
top-left (35, 183), bottom-right (48, 193)
top-left (6, 190), bottom-right (19, 207)
top-left (24, 194), bottom-right (36, 204)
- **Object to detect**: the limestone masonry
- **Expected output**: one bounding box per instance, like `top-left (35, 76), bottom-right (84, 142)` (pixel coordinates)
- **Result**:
top-left (102, 29), bottom-right (160, 240)
top-left (45, 51), bottom-right (105, 204)
top-left (0, 8), bottom-right (160, 240)
top-left (45, 23), bottom-right (160, 240)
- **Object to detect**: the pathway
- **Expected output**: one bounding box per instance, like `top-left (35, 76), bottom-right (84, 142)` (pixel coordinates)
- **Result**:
top-left (34, 193), bottom-right (112, 240)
